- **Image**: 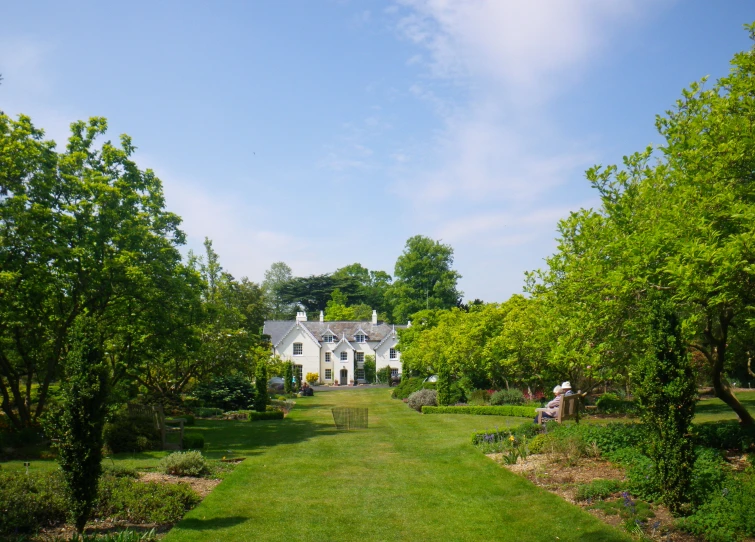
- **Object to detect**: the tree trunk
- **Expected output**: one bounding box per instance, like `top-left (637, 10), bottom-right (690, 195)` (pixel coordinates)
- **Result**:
top-left (711, 337), bottom-right (754, 426)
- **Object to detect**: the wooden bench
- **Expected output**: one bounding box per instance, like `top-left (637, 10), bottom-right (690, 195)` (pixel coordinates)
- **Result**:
top-left (127, 404), bottom-right (185, 450)
top-left (535, 392), bottom-right (584, 424)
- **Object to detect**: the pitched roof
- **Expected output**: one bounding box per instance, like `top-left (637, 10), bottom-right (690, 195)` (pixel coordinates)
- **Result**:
top-left (263, 319), bottom-right (406, 346)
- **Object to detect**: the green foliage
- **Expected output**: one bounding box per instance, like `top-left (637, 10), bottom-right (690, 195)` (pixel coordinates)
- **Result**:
top-left (407, 389), bottom-right (437, 412)
top-left (436, 359), bottom-right (452, 406)
top-left (69, 529), bottom-right (157, 542)
top-left (691, 421), bottom-right (755, 451)
top-left (182, 434), bottom-right (205, 450)
top-left (595, 393), bottom-right (637, 414)
top-left (192, 375), bottom-right (256, 411)
top-left (248, 410), bottom-right (284, 421)
top-left (102, 407), bottom-right (161, 453)
top-left (427, 405), bottom-right (536, 417)
top-left (391, 377), bottom-right (426, 399)
top-left (95, 475), bottom-right (200, 524)
top-left (192, 407), bottom-right (223, 418)
top-left (254, 362), bottom-right (269, 412)
top-left (54, 316), bottom-right (110, 532)
top-left (388, 235), bottom-right (462, 323)
top-left (575, 479), bottom-right (626, 501)
top-left (0, 470), bottom-right (67, 535)
top-left (363, 356), bottom-right (376, 384)
top-left (376, 365), bottom-right (392, 385)
top-left (158, 450), bottom-right (210, 477)
top-left (588, 495), bottom-right (655, 524)
top-left (634, 300), bottom-right (697, 513)
top-left (284, 362), bottom-right (294, 394)
top-left (178, 414), bottom-right (195, 426)
top-left (490, 389), bottom-right (525, 406)
top-left (468, 389), bottom-right (490, 406)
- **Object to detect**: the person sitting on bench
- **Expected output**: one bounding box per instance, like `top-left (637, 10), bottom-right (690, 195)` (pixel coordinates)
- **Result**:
top-left (534, 385), bottom-right (563, 424)
top-left (561, 381), bottom-right (574, 396)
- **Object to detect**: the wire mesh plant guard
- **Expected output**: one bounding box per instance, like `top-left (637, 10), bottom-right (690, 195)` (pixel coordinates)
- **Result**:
top-left (331, 407), bottom-right (368, 430)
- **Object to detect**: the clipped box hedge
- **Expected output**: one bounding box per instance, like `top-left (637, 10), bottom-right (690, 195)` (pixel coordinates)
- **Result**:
top-left (421, 405), bottom-right (536, 418)
top-left (248, 410), bottom-right (284, 421)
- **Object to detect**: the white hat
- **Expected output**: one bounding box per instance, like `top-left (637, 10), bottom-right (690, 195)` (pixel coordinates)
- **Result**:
top-left (561, 381), bottom-right (572, 390)
top-left (553, 385), bottom-right (563, 394)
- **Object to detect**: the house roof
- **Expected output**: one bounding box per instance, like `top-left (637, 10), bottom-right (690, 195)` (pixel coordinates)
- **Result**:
top-left (263, 319), bottom-right (406, 347)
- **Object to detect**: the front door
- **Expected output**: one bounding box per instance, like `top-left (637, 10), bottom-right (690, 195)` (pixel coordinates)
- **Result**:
top-left (340, 368), bottom-right (348, 386)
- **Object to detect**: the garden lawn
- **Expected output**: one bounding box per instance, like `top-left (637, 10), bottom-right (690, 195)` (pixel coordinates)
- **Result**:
top-left (164, 388), bottom-right (628, 542)
top-left (694, 390), bottom-right (755, 423)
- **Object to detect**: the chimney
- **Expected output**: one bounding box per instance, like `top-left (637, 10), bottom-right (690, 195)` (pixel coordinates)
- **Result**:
top-left (319, 310), bottom-right (324, 322)
top-left (407, 320), bottom-right (412, 328)
top-left (296, 311), bottom-right (307, 322)
top-left (371, 310), bottom-right (378, 325)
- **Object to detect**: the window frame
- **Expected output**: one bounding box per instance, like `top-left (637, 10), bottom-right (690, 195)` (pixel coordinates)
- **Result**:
top-left (391, 368), bottom-right (398, 377)
top-left (355, 352), bottom-right (364, 363)
top-left (355, 333), bottom-right (366, 343)
top-left (389, 347), bottom-right (397, 360)
top-left (293, 343), bottom-right (303, 356)
top-left (325, 368), bottom-right (332, 380)
top-left (325, 352), bottom-right (331, 362)
top-left (356, 368), bottom-right (365, 380)
top-left (340, 351), bottom-right (348, 362)
top-left (294, 364), bottom-right (303, 382)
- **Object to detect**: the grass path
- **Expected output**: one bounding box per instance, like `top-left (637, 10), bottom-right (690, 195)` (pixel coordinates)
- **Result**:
top-left (164, 388), bottom-right (629, 542)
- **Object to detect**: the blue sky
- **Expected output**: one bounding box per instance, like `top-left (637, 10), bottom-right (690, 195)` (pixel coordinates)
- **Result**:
top-left (2, 1), bottom-right (753, 302)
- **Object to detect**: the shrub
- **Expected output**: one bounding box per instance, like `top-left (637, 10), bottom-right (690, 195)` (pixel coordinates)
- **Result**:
top-left (490, 389), bottom-right (525, 406)
top-left (595, 392), bottom-right (637, 414)
top-left (391, 377), bottom-right (425, 399)
top-left (376, 365), bottom-right (392, 384)
top-left (223, 410), bottom-right (252, 420)
top-left (469, 389), bottom-right (491, 406)
top-left (437, 360), bottom-right (452, 406)
top-left (102, 464), bottom-right (138, 479)
top-left (407, 389), bottom-right (437, 412)
top-left (192, 375), bottom-right (256, 411)
top-left (0, 470), bottom-right (67, 535)
top-left (425, 405), bottom-right (536, 417)
top-left (254, 362), bottom-right (270, 412)
top-left (95, 475), bottom-right (200, 524)
top-left (576, 479), bottom-right (626, 501)
top-left (688, 447), bottom-right (729, 508)
top-left (691, 421), bottom-right (755, 451)
top-left (102, 408), bottom-right (161, 453)
top-left (178, 414), bottom-right (195, 426)
top-left (158, 450), bottom-right (210, 477)
top-left (305, 372), bottom-right (319, 385)
top-left (363, 356), bottom-right (376, 383)
top-left (192, 407), bottom-right (223, 418)
top-left (284, 361), bottom-right (294, 394)
top-left (248, 410), bottom-right (284, 421)
top-left (182, 434), bottom-right (205, 450)
top-left (70, 529), bottom-right (157, 542)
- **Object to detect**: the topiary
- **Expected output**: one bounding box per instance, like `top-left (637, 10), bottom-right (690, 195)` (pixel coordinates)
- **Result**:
top-left (407, 389), bottom-right (438, 412)
top-left (254, 361), bottom-right (270, 412)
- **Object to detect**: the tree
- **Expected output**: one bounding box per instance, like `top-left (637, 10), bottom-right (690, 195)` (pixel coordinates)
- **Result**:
top-left (0, 114), bottom-right (187, 428)
top-left (388, 236), bottom-right (462, 323)
top-left (284, 361), bottom-right (293, 394)
top-left (634, 298), bottom-right (697, 514)
top-left (436, 358), bottom-right (452, 406)
top-left (263, 262), bottom-right (295, 319)
top-left (253, 361), bottom-right (269, 412)
top-left (364, 355), bottom-right (376, 384)
top-left (53, 315), bottom-right (109, 533)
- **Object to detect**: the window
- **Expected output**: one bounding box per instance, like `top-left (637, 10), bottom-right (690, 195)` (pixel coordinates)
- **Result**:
top-left (355, 333), bottom-right (366, 343)
top-left (389, 348), bottom-right (397, 360)
top-left (323, 334), bottom-right (334, 343)
top-left (325, 352), bottom-right (331, 362)
top-left (293, 343), bottom-right (303, 356)
top-left (355, 352), bottom-right (364, 364)
top-left (295, 365), bottom-right (303, 382)
top-left (340, 351), bottom-right (348, 361)
top-left (391, 368), bottom-right (398, 377)
top-left (356, 368), bottom-right (365, 380)
top-left (325, 369), bottom-right (332, 380)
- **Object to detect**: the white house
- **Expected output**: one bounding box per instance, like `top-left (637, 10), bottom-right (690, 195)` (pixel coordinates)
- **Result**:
top-left (263, 310), bottom-right (406, 385)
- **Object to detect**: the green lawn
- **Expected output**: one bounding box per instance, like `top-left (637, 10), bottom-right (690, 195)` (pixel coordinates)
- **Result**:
top-left (694, 390), bottom-right (755, 423)
top-left (163, 388), bottom-right (628, 542)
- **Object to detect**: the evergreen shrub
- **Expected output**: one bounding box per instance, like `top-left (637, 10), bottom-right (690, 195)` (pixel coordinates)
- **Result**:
top-left (103, 408), bottom-right (161, 453)
top-left (595, 393), bottom-right (637, 414)
top-left (192, 375), bottom-right (256, 411)
top-left (407, 389), bottom-right (437, 412)
top-left (391, 377), bottom-right (425, 399)
top-left (0, 470), bottom-right (67, 535)
top-left (158, 450), bottom-right (210, 477)
top-left (95, 475), bottom-right (200, 524)
top-left (182, 434), bottom-right (205, 450)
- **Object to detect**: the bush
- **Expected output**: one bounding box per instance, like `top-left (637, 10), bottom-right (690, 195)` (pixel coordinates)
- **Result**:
top-left (363, 356), bottom-right (376, 383)
top-left (0, 470), bottom-right (67, 535)
top-left (192, 375), bottom-right (256, 411)
top-left (177, 414), bottom-right (195, 427)
top-left (182, 434), bottom-right (205, 450)
top-left (95, 475), bottom-right (200, 524)
top-left (688, 447), bottom-right (729, 508)
top-left (691, 421), bottom-right (755, 451)
top-left (248, 410), bottom-right (284, 421)
top-left (575, 479), bottom-right (626, 501)
top-left (158, 450), bottom-right (210, 477)
top-left (426, 405), bottom-right (536, 417)
top-left (407, 389), bottom-right (437, 412)
top-left (103, 408), bottom-right (161, 453)
top-left (192, 407), bottom-right (223, 418)
top-left (595, 392), bottom-right (637, 414)
top-left (490, 389), bottom-right (525, 406)
top-left (437, 361), bottom-right (452, 406)
top-left (254, 362), bottom-right (269, 412)
top-left (391, 377), bottom-right (425, 399)
top-left (305, 372), bottom-right (319, 385)
top-left (70, 529), bottom-right (157, 542)
top-left (469, 389), bottom-right (491, 406)
top-left (376, 366), bottom-right (392, 384)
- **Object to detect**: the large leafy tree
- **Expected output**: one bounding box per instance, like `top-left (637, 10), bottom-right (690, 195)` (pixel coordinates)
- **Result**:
top-left (262, 261), bottom-right (295, 319)
top-left (0, 114), bottom-right (186, 428)
top-left (388, 235), bottom-right (462, 323)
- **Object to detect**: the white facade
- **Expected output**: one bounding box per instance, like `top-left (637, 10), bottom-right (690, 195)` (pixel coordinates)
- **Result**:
top-left (264, 312), bottom-right (404, 384)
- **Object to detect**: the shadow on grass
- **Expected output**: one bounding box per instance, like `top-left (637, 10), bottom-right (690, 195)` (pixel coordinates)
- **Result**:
top-left (177, 516), bottom-right (248, 531)
top-left (695, 392), bottom-right (755, 417)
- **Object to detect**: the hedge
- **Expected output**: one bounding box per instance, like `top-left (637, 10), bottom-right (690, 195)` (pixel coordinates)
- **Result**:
top-left (421, 405), bottom-right (536, 417)
top-left (248, 410), bottom-right (284, 421)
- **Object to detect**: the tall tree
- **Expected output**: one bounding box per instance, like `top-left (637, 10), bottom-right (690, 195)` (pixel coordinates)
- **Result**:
top-left (388, 235), bottom-right (462, 324)
top-left (262, 262), bottom-right (295, 319)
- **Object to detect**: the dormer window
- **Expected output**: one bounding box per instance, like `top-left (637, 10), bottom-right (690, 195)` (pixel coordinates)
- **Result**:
top-left (355, 333), bottom-right (366, 343)
top-left (323, 333), bottom-right (334, 343)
